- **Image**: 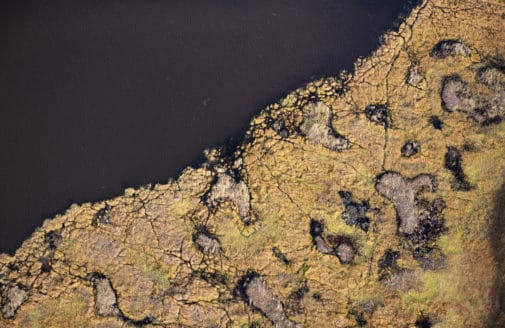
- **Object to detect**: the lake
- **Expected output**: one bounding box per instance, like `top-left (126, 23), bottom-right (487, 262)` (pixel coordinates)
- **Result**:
top-left (0, 0), bottom-right (417, 253)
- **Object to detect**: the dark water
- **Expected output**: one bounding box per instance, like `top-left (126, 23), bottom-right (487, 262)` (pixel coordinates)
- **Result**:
top-left (0, 0), bottom-right (416, 253)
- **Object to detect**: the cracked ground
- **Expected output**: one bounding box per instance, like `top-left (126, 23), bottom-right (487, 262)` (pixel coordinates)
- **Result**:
top-left (1, 0), bottom-right (505, 327)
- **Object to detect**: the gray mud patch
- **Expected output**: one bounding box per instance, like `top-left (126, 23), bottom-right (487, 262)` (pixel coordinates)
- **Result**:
top-left (310, 219), bottom-right (356, 264)
top-left (88, 272), bottom-right (155, 325)
top-left (440, 75), bottom-right (476, 113)
top-left (477, 65), bottom-right (505, 124)
top-left (192, 226), bottom-right (221, 255)
top-left (409, 198), bottom-right (447, 270)
top-left (441, 68), bottom-right (505, 125)
top-left (89, 273), bottom-right (120, 317)
top-left (375, 172), bottom-right (446, 269)
top-left (300, 101), bottom-right (349, 151)
top-left (1, 284), bottom-right (28, 319)
top-left (375, 172), bottom-right (435, 234)
top-left (235, 271), bottom-right (301, 328)
top-left (206, 173), bottom-right (252, 224)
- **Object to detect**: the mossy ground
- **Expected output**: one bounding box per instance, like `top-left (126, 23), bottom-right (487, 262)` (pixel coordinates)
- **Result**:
top-left (1, 0), bottom-right (504, 327)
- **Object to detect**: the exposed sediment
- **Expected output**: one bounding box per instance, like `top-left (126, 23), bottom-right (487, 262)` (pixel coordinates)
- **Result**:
top-left (299, 101), bottom-right (349, 151)
top-left (236, 272), bottom-right (302, 328)
top-left (375, 172), bottom-right (435, 235)
top-left (1, 285), bottom-right (28, 319)
top-left (89, 273), bottom-right (120, 317)
top-left (440, 66), bottom-right (505, 125)
top-left (193, 227), bottom-right (221, 255)
top-left (205, 172), bottom-right (252, 224)
top-left (309, 219), bottom-right (356, 264)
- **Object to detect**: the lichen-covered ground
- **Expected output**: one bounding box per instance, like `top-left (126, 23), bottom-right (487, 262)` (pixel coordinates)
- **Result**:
top-left (1, 0), bottom-right (505, 327)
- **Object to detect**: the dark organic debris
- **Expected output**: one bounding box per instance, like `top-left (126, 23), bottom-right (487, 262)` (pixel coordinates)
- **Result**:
top-left (121, 315), bottom-right (155, 327)
top-left (378, 249), bottom-right (401, 281)
top-left (365, 104), bottom-right (392, 127)
top-left (289, 285), bottom-right (308, 302)
top-left (475, 109), bottom-right (503, 126)
top-left (444, 147), bottom-right (473, 191)
top-left (338, 191), bottom-right (372, 232)
top-left (196, 270), bottom-right (228, 286)
top-left (310, 220), bottom-right (356, 264)
top-left (348, 308), bottom-right (367, 327)
top-left (413, 245), bottom-right (446, 270)
top-left (39, 257), bottom-right (51, 273)
top-left (206, 173), bottom-right (252, 224)
top-left (411, 198), bottom-right (447, 244)
top-left (285, 283), bottom-right (309, 315)
top-left (164, 277), bottom-right (192, 298)
top-left (375, 172), bottom-right (436, 234)
top-left (44, 230), bottom-right (62, 250)
top-left (192, 226), bottom-right (221, 255)
top-left (300, 101), bottom-right (350, 151)
top-left (306, 91), bottom-right (320, 103)
top-left (272, 247), bottom-right (290, 265)
top-left (415, 314), bottom-right (434, 328)
top-left (271, 120), bottom-right (289, 139)
top-left (429, 116), bottom-right (443, 130)
top-left (270, 119), bottom-right (290, 139)
top-left (408, 198), bottom-right (447, 270)
top-left (92, 204), bottom-right (112, 227)
top-left (6, 263), bottom-right (18, 272)
top-left (401, 141), bottom-right (421, 157)
top-left (235, 271), bottom-right (301, 328)
top-left (1, 284), bottom-right (28, 319)
top-left (430, 40), bottom-right (471, 59)
top-left (278, 128), bottom-right (290, 139)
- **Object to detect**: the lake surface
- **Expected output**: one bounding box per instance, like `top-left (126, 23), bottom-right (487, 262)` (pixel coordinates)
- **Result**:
top-left (0, 0), bottom-right (416, 253)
